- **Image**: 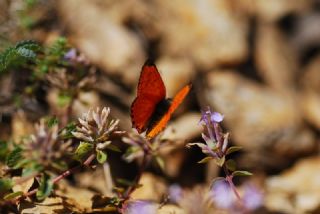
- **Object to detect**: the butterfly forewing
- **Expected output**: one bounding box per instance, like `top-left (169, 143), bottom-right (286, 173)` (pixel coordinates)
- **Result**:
top-left (137, 61), bottom-right (166, 98)
top-left (131, 97), bottom-right (158, 133)
top-left (131, 61), bottom-right (166, 133)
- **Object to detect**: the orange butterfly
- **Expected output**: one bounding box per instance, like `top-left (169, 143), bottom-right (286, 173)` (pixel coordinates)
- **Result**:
top-left (131, 60), bottom-right (192, 139)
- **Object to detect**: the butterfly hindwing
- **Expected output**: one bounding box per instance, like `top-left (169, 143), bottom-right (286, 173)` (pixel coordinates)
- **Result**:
top-left (131, 60), bottom-right (166, 133)
top-left (146, 84), bottom-right (192, 138)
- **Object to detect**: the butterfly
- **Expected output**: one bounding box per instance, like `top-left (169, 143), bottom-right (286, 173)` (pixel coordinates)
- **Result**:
top-left (131, 59), bottom-right (192, 139)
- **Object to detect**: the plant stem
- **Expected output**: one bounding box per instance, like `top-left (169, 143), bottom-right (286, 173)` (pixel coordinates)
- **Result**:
top-left (11, 153), bottom-right (96, 204)
top-left (223, 165), bottom-right (245, 209)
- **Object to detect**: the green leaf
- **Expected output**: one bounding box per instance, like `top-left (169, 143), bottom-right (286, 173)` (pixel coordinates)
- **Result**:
top-left (73, 142), bottom-right (93, 161)
top-left (36, 173), bottom-right (53, 200)
top-left (214, 156), bottom-right (225, 167)
top-left (123, 146), bottom-right (141, 162)
top-left (0, 40), bottom-right (40, 73)
top-left (92, 195), bottom-right (120, 209)
top-left (112, 186), bottom-right (125, 195)
top-left (20, 16), bottom-right (35, 29)
top-left (57, 93), bottom-right (71, 107)
top-left (1, 48), bottom-right (18, 71)
top-left (106, 144), bottom-right (121, 152)
top-left (226, 146), bottom-right (242, 155)
top-left (198, 156), bottom-right (213, 164)
top-left (15, 40), bottom-right (40, 51)
top-left (22, 162), bottom-right (43, 176)
top-left (4, 191), bottom-right (23, 200)
top-left (155, 156), bottom-right (165, 171)
top-left (0, 140), bottom-right (9, 161)
top-left (232, 170), bottom-right (253, 177)
top-left (6, 147), bottom-right (23, 168)
top-left (96, 150), bottom-right (108, 164)
top-left (46, 116), bottom-right (59, 128)
top-left (16, 47), bottom-right (36, 58)
top-left (59, 122), bottom-right (76, 139)
top-left (226, 159), bottom-right (236, 172)
top-left (0, 178), bottom-right (13, 193)
top-left (51, 160), bottom-right (68, 171)
top-left (116, 178), bottom-right (136, 187)
top-left (48, 37), bottom-right (68, 57)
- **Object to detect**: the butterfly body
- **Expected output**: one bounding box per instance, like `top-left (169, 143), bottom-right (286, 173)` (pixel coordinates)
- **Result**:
top-left (131, 60), bottom-right (191, 139)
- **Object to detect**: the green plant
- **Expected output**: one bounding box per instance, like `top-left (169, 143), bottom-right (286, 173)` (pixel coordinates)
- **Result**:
top-left (0, 40), bottom-right (40, 72)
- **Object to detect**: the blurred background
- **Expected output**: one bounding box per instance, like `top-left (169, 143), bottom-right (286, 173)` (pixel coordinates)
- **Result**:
top-left (1, 0), bottom-right (320, 213)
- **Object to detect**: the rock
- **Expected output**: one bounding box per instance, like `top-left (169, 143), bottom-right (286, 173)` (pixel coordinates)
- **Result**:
top-left (156, 57), bottom-right (195, 97)
top-left (291, 13), bottom-right (320, 53)
top-left (301, 55), bottom-right (320, 129)
top-left (301, 91), bottom-right (320, 129)
top-left (255, 24), bottom-right (298, 91)
top-left (11, 110), bottom-right (34, 142)
top-left (19, 197), bottom-right (68, 214)
top-left (55, 180), bottom-right (96, 212)
top-left (301, 55), bottom-right (320, 92)
top-left (131, 173), bottom-right (167, 201)
top-left (156, 0), bottom-right (248, 68)
top-left (160, 113), bottom-right (202, 177)
top-left (265, 156), bottom-right (320, 213)
top-left (161, 112), bottom-right (202, 147)
top-left (74, 166), bottom-right (111, 196)
top-left (178, 185), bottom-right (216, 214)
top-left (158, 205), bottom-right (184, 214)
top-left (236, 0), bottom-right (312, 22)
top-left (72, 91), bottom-right (101, 118)
top-left (57, 0), bottom-right (146, 86)
top-left (203, 71), bottom-right (315, 169)
top-left (47, 89), bottom-right (102, 124)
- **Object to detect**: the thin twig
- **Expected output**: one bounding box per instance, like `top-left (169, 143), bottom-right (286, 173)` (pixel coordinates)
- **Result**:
top-left (213, 120), bottom-right (244, 208)
top-left (11, 153), bottom-right (96, 204)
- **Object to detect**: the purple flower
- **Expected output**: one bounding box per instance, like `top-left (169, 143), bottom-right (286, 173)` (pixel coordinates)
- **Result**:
top-left (64, 48), bottom-right (77, 60)
top-left (189, 107), bottom-right (228, 158)
top-left (199, 107), bottom-right (224, 125)
top-left (242, 184), bottom-right (263, 210)
top-left (168, 184), bottom-right (183, 203)
top-left (210, 181), bottom-right (263, 212)
top-left (64, 48), bottom-right (90, 65)
top-left (124, 200), bottom-right (157, 214)
top-left (210, 180), bottom-right (235, 209)
top-left (199, 108), bottom-right (213, 126)
top-left (211, 112), bottom-right (224, 123)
